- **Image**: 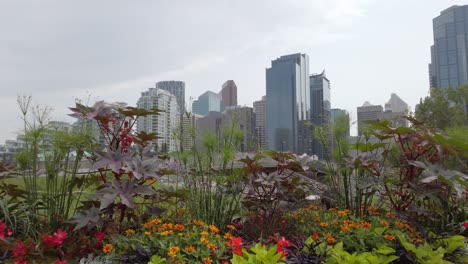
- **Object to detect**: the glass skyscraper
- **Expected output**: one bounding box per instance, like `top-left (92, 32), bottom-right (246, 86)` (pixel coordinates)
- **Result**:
top-left (310, 71), bottom-right (331, 160)
top-left (156, 81), bottom-right (186, 114)
top-left (192, 91), bottom-right (222, 116)
top-left (429, 5), bottom-right (468, 89)
top-left (266, 53), bottom-right (310, 153)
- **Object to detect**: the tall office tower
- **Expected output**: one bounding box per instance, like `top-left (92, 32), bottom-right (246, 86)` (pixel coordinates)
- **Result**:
top-left (192, 91), bottom-right (222, 116)
top-left (179, 113), bottom-right (201, 151)
top-left (223, 107), bottom-right (256, 152)
top-left (357, 102), bottom-right (383, 136)
top-left (266, 53), bottom-right (310, 153)
top-left (220, 80), bottom-right (238, 110)
top-left (137, 88), bottom-right (179, 152)
top-left (156, 81), bottom-right (186, 114)
top-left (310, 71), bottom-right (331, 160)
top-left (429, 5), bottom-right (468, 89)
top-left (253, 96), bottom-right (267, 150)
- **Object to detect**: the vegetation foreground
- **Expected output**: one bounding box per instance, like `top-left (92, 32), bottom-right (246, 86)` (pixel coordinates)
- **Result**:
top-left (1, 97), bottom-right (467, 263)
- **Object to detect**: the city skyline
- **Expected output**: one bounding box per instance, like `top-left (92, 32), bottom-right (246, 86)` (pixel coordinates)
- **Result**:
top-left (1, 1), bottom-right (466, 143)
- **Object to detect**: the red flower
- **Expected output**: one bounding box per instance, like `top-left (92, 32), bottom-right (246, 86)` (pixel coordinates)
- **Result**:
top-left (463, 222), bottom-right (468, 228)
top-left (276, 237), bottom-right (290, 259)
top-left (14, 258), bottom-right (28, 264)
top-left (311, 232), bottom-right (319, 241)
top-left (230, 236), bottom-right (243, 256)
top-left (42, 228), bottom-right (68, 246)
top-left (95, 231), bottom-right (105, 242)
top-left (13, 242), bottom-right (27, 257)
top-left (55, 259), bottom-right (67, 264)
top-left (7, 228), bottom-right (13, 236)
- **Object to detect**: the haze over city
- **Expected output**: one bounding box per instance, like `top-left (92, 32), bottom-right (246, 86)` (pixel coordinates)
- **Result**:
top-left (0, 0), bottom-right (465, 142)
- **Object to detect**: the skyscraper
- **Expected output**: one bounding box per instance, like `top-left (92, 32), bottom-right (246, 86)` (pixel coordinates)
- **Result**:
top-left (429, 5), bottom-right (468, 89)
top-left (253, 96), bottom-right (267, 150)
top-left (137, 88), bottom-right (179, 152)
top-left (220, 80), bottom-right (238, 109)
top-left (192, 91), bottom-right (222, 116)
top-left (266, 53), bottom-right (310, 153)
top-left (156, 81), bottom-right (186, 114)
top-left (310, 71), bottom-right (331, 160)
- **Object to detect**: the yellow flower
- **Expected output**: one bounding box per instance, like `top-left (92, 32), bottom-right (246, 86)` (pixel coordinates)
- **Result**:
top-left (125, 229), bottom-right (136, 236)
top-left (144, 231), bottom-right (151, 236)
top-left (161, 230), bottom-right (174, 236)
top-left (185, 245), bottom-right (196, 252)
top-left (384, 234), bottom-right (395, 241)
top-left (209, 224), bottom-right (219, 234)
top-left (203, 257), bottom-right (213, 264)
top-left (200, 231), bottom-right (209, 237)
top-left (319, 222), bottom-right (329, 227)
top-left (178, 232), bottom-right (184, 237)
top-left (227, 225), bottom-right (236, 230)
top-left (103, 244), bottom-right (113, 253)
top-left (200, 237), bottom-right (209, 244)
top-left (168, 246), bottom-right (180, 258)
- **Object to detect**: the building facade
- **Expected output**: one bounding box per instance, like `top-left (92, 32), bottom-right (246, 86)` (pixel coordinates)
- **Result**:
top-left (156, 81), bottom-right (186, 114)
top-left (192, 91), bottom-right (222, 116)
top-left (223, 107), bottom-right (256, 152)
top-left (220, 80), bottom-right (238, 109)
top-left (429, 5), bottom-right (468, 89)
top-left (253, 96), bottom-right (267, 150)
top-left (357, 102), bottom-right (383, 136)
top-left (266, 53), bottom-right (310, 153)
top-left (137, 88), bottom-right (179, 152)
top-left (310, 71), bottom-right (331, 159)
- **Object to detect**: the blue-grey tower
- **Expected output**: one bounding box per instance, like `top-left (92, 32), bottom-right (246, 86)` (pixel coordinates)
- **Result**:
top-left (429, 5), bottom-right (468, 89)
top-left (266, 53), bottom-right (310, 153)
top-left (310, 71), bottom-right (331, 160)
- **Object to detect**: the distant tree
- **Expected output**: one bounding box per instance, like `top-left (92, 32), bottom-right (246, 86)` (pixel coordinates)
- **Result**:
top-left (415, 85), bottom-right (468, 130)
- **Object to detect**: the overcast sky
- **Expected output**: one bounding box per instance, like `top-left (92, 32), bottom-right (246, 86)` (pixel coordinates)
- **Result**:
top-left (0, 0), bottom-right (465, 142)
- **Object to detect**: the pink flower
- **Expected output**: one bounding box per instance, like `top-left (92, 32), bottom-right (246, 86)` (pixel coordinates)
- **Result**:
top-left (7, 228), bottom-right (13, 236)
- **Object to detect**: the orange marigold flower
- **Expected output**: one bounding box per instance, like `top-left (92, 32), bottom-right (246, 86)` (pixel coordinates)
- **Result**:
top-left (209, 225), bottom-right (219, 234)
top-left (207, 243), bottom-right (217, 250)
top-left (151, 218), bottom-right (162, 225)
top-left (394, 221), bottom-right (405, 228)
top-left (143, 222), bottom-right (153, 228)
top-left (185, 245), bottom-right (196, 252)
top-left (326, 234), bottom-right (336, 244)
top-left (200, 231), bottom-right (209, 237)
top-left (203, 257), bottom-right (213, 264)
top-left (319, 222), bottom-right (329, 227)
top-left (224, 232), bottom-right (232, 239)
top-left (168, 246), bottom-right (180, 258)
top-left (384, 234), bottom-right (395, 241)
top-left (227, 225), bottom-right (236, 230)
top-left (200, 237), bottom-right (209, 244)
top-left (163, 223), bottom-right (173, 230)
top-left (415, 238), bottom-right (424, 244)
top-left (103, 244), bottom-right (113, 253)
top-left (361, 222), bottom-right (372, 229)
top-left (340, 224), bottom-right (350, 233)
top-left (174, 224), bottom-right (185, 231)
top-left (380, 220), bottom-right (390, 227)
top-left (338, 210), bottom-right (348, 217)
top-left (385, 212), bottom-right (395, 219)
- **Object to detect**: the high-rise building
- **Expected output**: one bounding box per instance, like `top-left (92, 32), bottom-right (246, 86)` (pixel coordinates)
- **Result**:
top-left (266, 53), bottom-right (310, 153)
top-left (253, 96), bottom-right (267, 150)
top-left (156, 81), bottom-right (186, 114)
top-left (331, 108), bottom-right (350, 138)
top-left (178, 113), bottom-right (201, 152)
top-left (357, 102), bottom-right (383, 136)
top-left (220, 80), bottom-right (238, 109)
top-left (192, 91), bottom-right (222, 116)
top-left (385, 93), bottom-right (409, 113)
top-left (429, 5), bottom-right (468, 89)
top-left (137, 88), bottom-right (179, 152)
top-left (310, 71), bottom-right (331, 159)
